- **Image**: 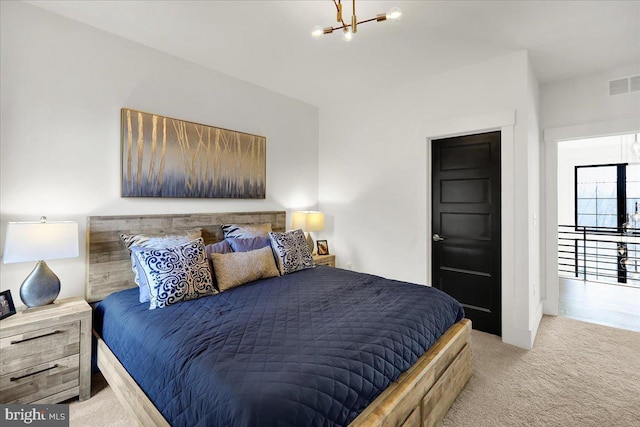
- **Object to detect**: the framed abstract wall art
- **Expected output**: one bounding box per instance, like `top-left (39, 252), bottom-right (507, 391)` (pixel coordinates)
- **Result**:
top-left (121, 108), bottom-right (266, 198)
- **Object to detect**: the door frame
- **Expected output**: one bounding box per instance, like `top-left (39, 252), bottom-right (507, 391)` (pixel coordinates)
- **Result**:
top-left (425, 110), bottom-right (515, 344)
top-left (543, 117), bottom-right (640, 317)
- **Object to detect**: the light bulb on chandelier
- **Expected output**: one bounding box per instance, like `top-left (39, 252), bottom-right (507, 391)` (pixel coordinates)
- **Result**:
top-left (311, 0), bottom-right (402, 40)
top-left (632, 133), bottom-right (640, 160)
top-left (343, 27), bottom-right (353, 41)
top-left (311, 25), bottom-right (324, 39)
top-left (386, 7), bottom-right (403, 20)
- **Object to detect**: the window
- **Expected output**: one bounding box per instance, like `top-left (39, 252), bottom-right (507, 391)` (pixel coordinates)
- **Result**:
top-left (574, 163), bottom-right (640, 285)
top-left (575, 164), bottom-right (621, 229)
top-left (576, 163), bottom-right (640, 230)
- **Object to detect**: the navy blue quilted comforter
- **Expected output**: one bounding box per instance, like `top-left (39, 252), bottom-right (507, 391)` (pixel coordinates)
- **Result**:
top-left (94, 266), bottom-right (464, 427)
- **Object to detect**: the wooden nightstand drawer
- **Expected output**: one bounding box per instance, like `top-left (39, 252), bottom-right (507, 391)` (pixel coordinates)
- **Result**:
top-left (0, 354), bottom-right (80, 404)
top-left (313, 254), bottom-right (335, 267)
top-left (0, 321), bottom-right (80, 376)
top-left (0, 297), bottom-right (92, 403)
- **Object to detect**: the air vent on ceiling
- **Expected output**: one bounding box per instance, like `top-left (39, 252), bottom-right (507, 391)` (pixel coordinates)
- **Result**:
top-left (630, 75), bottom-right (640, 93)
top-left (609, 78), bottom-right (629, 95)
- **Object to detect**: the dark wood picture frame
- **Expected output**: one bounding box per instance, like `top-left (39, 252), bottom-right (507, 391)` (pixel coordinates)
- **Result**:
top-left (317, 240), bottom-right (329, 255)
top-left (0, 289), bottom-right (16, 320)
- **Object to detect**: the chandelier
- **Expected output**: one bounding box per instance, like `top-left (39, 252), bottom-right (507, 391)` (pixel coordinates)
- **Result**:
top-left (311, 0), bottom-right (402, 41)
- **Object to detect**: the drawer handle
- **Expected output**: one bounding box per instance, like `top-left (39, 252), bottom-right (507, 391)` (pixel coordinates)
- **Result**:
top-left (10, 364), bottom-right (59, 382)
top-left (10, 330), bottom-right (61, 345)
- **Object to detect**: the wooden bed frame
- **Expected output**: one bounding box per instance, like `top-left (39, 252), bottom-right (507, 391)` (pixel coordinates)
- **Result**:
top-left (86, 211), bottom-right (472, 427)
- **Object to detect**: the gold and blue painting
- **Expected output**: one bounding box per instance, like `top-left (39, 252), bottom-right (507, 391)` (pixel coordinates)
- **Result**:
top-left (121, 108), bottom-right (266, 198)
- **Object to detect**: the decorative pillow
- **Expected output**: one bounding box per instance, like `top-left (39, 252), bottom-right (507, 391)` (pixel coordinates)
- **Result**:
top-left (134, 238), bottom-right (217, 309)
top-left (121, 229), bottom-right (202, 303)
top-left (120, 228), bottom-right (202, 250)
top-left (268, 229), bottom-right (315, 275)
top-left (205, 240), bottom-right (233, 257)
top-left (221, 223), bottom-right (272, 239)
top-left (226, 237), bottom-right (271, 253)
top-left (211, 246), bottom-right (279, 292)
top-left (204, 240), bottom-right (233, 288)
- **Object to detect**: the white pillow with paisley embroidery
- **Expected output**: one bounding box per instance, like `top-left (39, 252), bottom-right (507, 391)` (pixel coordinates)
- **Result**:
top-left (268, 229), bottom-right (315, 275)
top-left (134, 238), bottom-right (217, 309)
top-left (120, 229), bottom-right (202, 303)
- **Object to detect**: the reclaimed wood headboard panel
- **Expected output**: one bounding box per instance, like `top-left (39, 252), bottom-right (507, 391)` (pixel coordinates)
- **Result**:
top-left (86, 211), bottom-right (286, 303)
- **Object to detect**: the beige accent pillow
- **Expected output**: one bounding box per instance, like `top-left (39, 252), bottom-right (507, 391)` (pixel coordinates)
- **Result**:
top-left (212, 246), bottom-right (279, 291)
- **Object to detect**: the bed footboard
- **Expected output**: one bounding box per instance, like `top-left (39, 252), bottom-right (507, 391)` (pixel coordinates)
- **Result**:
top-left (95, 319), bottom-right (471, 427)
top-left (95, 331), bottom-right (170, 427)
top-left (349, 318), bottom-right (472, 427)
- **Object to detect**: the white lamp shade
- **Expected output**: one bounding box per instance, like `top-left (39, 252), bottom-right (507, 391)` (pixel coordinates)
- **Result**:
top-left (291, 211), bottom-right (325, 232)
top-left (3, 221), bottom-right (79, 263)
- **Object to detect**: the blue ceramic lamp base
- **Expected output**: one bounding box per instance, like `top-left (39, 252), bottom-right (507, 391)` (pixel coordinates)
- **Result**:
top-left (19, 260), bottom-right (61, 307)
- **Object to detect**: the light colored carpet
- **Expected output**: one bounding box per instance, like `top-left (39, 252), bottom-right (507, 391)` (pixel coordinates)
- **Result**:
top-left (69, 373), bottom-right (134, 427)
top-left (69, 316), bottom-right (640, 426)
top-left (443, 315), bottom-right (640, 426)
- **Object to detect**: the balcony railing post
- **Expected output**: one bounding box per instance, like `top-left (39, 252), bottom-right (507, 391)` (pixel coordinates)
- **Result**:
top-left (574, 238), bottom-right (578, 278)
top-left (582, 227), bottom-right (587, 281)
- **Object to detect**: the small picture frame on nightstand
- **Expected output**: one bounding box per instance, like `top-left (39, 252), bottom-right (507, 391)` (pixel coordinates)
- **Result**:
top-left (317, 240), bottom-right (329, 255)
top-left (0, 289), bottom-right (16, 320)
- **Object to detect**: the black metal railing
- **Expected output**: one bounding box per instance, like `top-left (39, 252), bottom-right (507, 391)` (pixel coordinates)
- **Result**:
top-left (559, 225), bottom-right (640, 284)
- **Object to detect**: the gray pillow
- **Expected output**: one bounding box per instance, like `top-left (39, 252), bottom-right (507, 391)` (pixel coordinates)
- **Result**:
top-left (120, 228), bottom-right (202, 249)
top-left (205, 240), bottom-right (233, 256)
top-left (226, 237), bottom-right (271, 253)
top-left (268, 229), bottom-right (315, 275)
top-left (221, 223), bottom-right (272, 238)
top-left (211, 246), bottom-right (279, 291)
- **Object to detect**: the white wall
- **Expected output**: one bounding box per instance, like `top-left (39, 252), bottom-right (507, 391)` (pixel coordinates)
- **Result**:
top-left (0, 1), bottom-right (319, 305)
top-left (542, 63), bottom-right (640, 130)
top-left (319, 50), bottom-right (542, 349)
top-left (542, 63), bottom-right (640, 315)
top-left (526, 60), bottom-right (543, 337)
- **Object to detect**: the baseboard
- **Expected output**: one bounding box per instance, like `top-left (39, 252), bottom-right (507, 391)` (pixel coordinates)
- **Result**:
top-left (530, 302), bottom-right (544, 347)
top-left (502, 303), bottom-right (543, 350)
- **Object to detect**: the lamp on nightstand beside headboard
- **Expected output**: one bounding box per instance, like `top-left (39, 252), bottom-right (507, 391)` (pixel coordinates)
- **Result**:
top-left (2, 216), bottom-right (79, 307)
top-left (291, 211), bottom-right (325, 254)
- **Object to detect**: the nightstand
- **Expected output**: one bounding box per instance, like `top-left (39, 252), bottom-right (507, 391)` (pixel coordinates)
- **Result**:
top-left (313, 254), bottom-right (336, 267)
top-left (0, 297), bottom-right (91, 404)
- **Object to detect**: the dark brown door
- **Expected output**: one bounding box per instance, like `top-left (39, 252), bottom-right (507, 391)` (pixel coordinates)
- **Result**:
top-left (432, 131), bottom-right (501, 335)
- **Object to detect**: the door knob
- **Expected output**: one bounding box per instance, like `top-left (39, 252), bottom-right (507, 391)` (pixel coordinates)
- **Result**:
top-left (432, 234), bottom-right (446, 242)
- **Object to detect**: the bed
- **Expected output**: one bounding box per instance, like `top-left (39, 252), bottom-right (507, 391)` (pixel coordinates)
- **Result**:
top-left (87, 211), bottom-right (472, 427)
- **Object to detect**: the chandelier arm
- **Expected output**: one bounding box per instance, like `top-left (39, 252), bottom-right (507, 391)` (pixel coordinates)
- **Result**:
top-left (332, 0), bottom-right (348, 29)
top-left (356, 17), bottom-right (378, 25)
top-left (352, 0), bottom-right (357, 33)
top-left (330, 24), bottom-right (349, 32)
top-left (330, 16), bottom-right (385, 32)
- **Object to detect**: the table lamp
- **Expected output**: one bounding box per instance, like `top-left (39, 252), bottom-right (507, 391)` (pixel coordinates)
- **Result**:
top-left (3, 216), bottom-right (79, 307)
top-left (291, 211), bottom-right (325, 253)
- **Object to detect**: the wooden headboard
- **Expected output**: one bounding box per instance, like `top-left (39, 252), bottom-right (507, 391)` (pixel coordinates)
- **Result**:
top-left (85, 211), bottom-right (286, 303)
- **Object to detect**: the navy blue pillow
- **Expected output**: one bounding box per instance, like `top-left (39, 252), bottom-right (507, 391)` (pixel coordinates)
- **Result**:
top-left (226, 237), bottom-right (271, 253)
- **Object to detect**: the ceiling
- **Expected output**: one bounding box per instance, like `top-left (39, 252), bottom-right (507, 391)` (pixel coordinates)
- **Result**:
top-left (26, 0), bottom-right (640, 107)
